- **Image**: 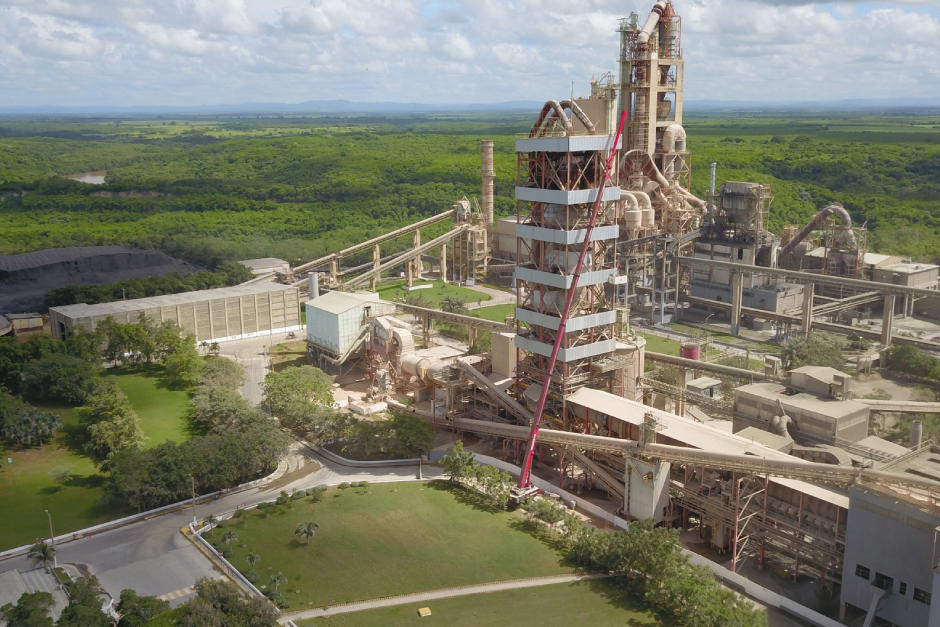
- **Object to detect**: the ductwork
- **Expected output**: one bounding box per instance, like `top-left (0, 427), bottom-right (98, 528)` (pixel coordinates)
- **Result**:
top-left (662, 123), bottom-right (686, 152)
top-left (637, 1), bottom-right (667, 45)
top-left (779, 203), bottom-right (857, 258)
top-left (529, 99), bottom-right (597, 137)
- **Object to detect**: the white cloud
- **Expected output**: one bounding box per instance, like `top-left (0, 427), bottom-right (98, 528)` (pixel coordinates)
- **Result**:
top-left (0, 0), bottom-right (937, 107)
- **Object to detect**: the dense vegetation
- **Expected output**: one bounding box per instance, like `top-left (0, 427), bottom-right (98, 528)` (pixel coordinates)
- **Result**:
top-left (1, 112), bottom-right (936, 274)
top-left (442, 441), bottom-right (766, 627)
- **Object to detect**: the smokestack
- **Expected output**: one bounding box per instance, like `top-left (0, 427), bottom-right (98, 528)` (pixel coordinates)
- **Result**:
top-left (481, 140), bottom-right (494, 227)
top-left (309, 273), bottom-right (320, 299)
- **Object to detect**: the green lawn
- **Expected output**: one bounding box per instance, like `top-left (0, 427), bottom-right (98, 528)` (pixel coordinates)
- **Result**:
top-left (637, 332), bottom-right (680, 356)
top-left (206, 481), bottom-right (574, 609)
top-left (300, 579), bottom-right (660, 626)
top-left (113, 368), bottom-right (191, 446)
top-left (377, 280), bottom-right (491, 308)
top-left (0, 408), bottom-right (124, 550)
top-left (0, 368), bottom-right (192, 550)
top-left (471, 303), bottom-right (515, 322)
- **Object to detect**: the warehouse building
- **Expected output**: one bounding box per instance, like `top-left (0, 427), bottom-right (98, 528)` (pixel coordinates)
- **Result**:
top-left (49, 283), bottom-right (301, 343)
top-left (305, 290), bottom-right (395, 370)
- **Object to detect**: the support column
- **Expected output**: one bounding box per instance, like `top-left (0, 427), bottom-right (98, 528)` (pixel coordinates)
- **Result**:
top-left (730, 271), bottom-right (743, 336)
top-left (881, 294), bottom-right (896, 347)
top-left (801, 282), bottom-right (815, 336)
top-left (423, 314), bottom-right (430, 348)
top-left (440, 244), bottom-right (448, 283)
top-left (329, 257), bottom-right (339, 287)
top-left (372, 244), bottom-right (381, 291)
top-left (468, 326), bottom-right (478, 350)
top-left (412, 230), bottom-right (422, 282)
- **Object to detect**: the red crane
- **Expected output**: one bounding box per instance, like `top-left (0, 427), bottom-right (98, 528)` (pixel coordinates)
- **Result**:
top-left (518, 111), bottom-right (627, 490)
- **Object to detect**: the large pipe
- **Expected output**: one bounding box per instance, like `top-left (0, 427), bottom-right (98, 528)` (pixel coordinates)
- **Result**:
top-left (637, 1), bottom-right (667, 45)
top-left (529, 100), bottom-right (573, 137)
top-left (779, 203), bottom-right (856, 258)
top-left (661, 123), bottom-right (686, 153)
top-left (481, 140), bottom-right (494, 227)
top-left (559, 99), bottom-right (596, 134)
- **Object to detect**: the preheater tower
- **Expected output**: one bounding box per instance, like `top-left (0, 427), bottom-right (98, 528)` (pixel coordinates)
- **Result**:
top-left (514, 106), bottom-right (623, 425)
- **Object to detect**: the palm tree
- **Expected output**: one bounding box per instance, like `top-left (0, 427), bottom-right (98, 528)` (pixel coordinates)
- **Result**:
top-left (27, 540), bottom-right (55, 568)
top-left (220, 529), bottom-right (238, 546)
top-left (294, 521), bottom-right (319, 545)
top-left (246, 553), bottom-right (260, 568)
top-left (269, 571), bottom-right (286, 592)
top-left (440, 296), bottom-right (468, 314)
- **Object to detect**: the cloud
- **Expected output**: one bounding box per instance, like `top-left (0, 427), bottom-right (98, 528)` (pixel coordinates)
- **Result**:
top-left (0, 0), bottom-right (938, 107)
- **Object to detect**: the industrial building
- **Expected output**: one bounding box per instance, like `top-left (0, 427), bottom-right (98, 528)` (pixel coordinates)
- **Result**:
top-left (304, 290), bottom-right (395, 370)
top-left (840, 449), bottom-right (940, 626)
top-left (49, 283), bottom-right (301, 343)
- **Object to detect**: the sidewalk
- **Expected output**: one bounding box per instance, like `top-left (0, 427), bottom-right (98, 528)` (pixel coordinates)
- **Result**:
top-left (279, 573), bottom-right (609, 623)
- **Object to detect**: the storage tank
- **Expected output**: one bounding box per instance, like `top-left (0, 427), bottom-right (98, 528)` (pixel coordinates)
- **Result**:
top-left (679, 343), bottom-right (700, 360)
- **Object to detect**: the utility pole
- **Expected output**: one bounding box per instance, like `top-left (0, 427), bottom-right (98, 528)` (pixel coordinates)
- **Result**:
top-left (44, 509), bottom-right (57, 568)
top-left (190, 474), bottom-right (197, 527)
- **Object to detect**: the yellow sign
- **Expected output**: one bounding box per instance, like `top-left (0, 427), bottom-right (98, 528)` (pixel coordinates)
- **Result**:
top-left (417, 607), bottom-right (432, 617)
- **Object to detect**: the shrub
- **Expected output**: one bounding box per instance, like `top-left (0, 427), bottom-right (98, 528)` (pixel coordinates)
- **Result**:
top-left (338, 482), bottom-right (350, 489)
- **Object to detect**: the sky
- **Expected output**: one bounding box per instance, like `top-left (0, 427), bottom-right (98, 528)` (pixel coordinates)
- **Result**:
top-left (0, 0), bottom-right (938, 109)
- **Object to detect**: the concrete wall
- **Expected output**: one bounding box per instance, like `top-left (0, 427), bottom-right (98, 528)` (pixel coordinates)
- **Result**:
top-left (841, 486), bottom-right (939, 626)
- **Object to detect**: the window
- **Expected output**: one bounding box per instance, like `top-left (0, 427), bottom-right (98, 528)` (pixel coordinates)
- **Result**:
top-left (855, 564), bottom-right (870, 580)
top-left (899, 582), bottom-right (907, 596)
top-left (873, 572), bottom-right (893, 591)
top-left (913, 588), bottom-right (931, 605)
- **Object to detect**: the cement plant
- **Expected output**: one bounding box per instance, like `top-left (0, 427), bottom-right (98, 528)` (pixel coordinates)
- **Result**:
top-left (1, 2), bottom-right (938, 626)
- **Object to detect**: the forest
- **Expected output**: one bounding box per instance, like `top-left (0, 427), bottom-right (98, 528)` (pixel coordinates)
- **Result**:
top-left (0, 111), bottom-right (937, 273)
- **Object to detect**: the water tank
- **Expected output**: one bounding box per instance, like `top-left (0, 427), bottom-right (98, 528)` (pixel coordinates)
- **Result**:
top-left (679, 343), bottom-right (700, 360)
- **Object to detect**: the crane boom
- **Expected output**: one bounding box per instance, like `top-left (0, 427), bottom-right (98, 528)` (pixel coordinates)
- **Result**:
top-left (518, 111), bottom-right (627, 488)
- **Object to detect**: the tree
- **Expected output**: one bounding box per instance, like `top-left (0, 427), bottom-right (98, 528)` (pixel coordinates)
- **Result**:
top-left (26, 540), bottom-right (54, 568)
top-left (220, 529), bottom-right (238, 546)
top-left (81, 380), bottom-right (144, 468)
top-left (268, 571), bottom-right (286, 592)
top-left (164, 333), bottom-right (203, 388)
top-left (262, 365), bottom-right (334, 417)
top-left (294, 521), bottom-right (319, 545)
top-left (782, 331), bottom-right (845, 371)
top-left (116, 589), bottom-right (171, 627)
top-left (20, 354), bottom-right (99, 405)
top-left (176, 578), bottom-right (277, 627)
top-left (440, 296), bottom-right (468, 314)
top-left (58, 575), bottom-right (110, 627)
top-left (441, 440), bottom-right (475, 484)
top-left (0, 392), bottom-right (61, 448)
top-left (246, 552), bottom-right (260, 568)
top-left (0, 590), bottom-right (54, 627)
top-left (389, 411), bottom-right (434, 456)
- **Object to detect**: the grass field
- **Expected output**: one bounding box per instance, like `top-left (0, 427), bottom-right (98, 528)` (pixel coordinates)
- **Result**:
top-left (269, 340), bottom-right (308, 373)
top-left (0, 408), bottom-right (122, 550)
top-left (112, 368), bottom-right (192, 446)
top-left (637, 332), bottom-right (680, 356)
top-left (299, 579), bottom-right (660, 626)
top-left (470, 303), bottom-right (515, 322)
top-left (206, 481), bottom-right (574, 609)
top-left (377, 280), bottom-right (491, 308)
top-left (0, 368), bottom-right (191, 549)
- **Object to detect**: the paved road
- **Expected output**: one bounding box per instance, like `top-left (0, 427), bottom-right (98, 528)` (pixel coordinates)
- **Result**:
top-left (279, 573), bottom-right (610, 622)
top-left (217, 331), bottom-right (299, 407)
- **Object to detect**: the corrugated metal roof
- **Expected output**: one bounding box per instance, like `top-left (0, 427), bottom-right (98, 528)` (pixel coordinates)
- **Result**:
top-left (566, 387), bottom-right (849, 507)
top-left (736, 382), bottom-right (868, 417)
top-left (51, 282), bottom-right (297, 318)
top-left (306, 291), bottom-right (381, 315)
top-left (0, 246), bottom-right (136, 272)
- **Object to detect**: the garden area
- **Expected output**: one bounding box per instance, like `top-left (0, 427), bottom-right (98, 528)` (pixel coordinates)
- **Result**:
top-left (202, 481), bottom-right (575, 610)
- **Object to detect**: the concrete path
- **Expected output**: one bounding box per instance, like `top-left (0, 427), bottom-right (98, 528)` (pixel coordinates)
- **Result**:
top-left (278, 573), bottom-right (609, 623)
